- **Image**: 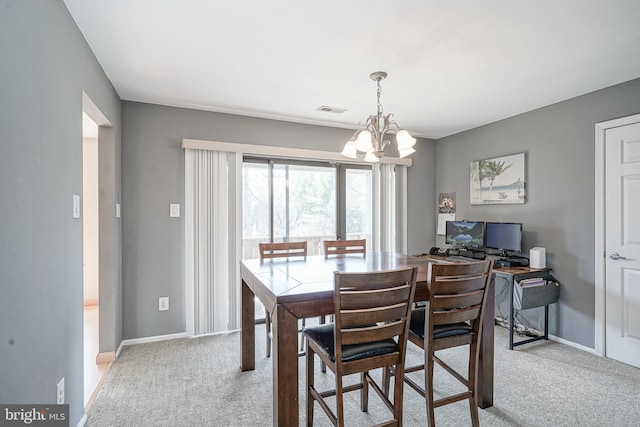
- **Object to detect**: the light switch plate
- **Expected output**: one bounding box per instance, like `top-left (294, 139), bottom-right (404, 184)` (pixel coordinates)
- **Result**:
top-left (73, 195), bottom-right (80, 219)
top-left (169, 204), bottom-right (180, 218)
top-left (159, 297), bottom-right (169, 311)
top-left (116, 203), bottom-right (121, 218)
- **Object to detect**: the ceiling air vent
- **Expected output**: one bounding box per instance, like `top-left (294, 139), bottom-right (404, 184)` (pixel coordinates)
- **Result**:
top-left (317, 105), bottom-right (347, 114)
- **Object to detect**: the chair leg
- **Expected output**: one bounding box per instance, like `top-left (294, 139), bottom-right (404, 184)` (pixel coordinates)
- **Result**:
top-left (265, 311), bottom-right (271, 358)
top-left (468, 341), bottom-right (480, 427)
top-left (319, 315), bottom-right (327, 373)
top-left (306, 344), bottom-right (315, 427)
top-left (382, 366), bottom-right (391, 397)
top-left (299, 318), bottom-right (306, 352)
top-left (336, 372), bottom-right (345, 427)
top-left (426, 348), bottom-right (436, 426)
top-left (393, 364), bottom-right (405, 425)
top-left (469, 396), bottom-right (480, 427)
top-left (360, 372), bottom-right (369, 412)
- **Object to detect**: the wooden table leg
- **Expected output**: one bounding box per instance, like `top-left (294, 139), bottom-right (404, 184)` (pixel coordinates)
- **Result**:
top-left (272, 304), bottom-right (299, 426)
top-left (241, 279), bottom-right (255, 371)
top-left (478, 276), bottom-right (495, 408)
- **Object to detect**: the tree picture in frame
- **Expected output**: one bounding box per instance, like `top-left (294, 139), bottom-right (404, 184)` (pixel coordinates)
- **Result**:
top-left (470, 152), bottom-right (526, 204)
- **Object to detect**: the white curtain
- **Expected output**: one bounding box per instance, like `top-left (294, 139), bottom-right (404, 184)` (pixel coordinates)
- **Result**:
top-left (184, 149), bottom-right (242, 336)
top-left (372, 163), bottom-right (408, 253)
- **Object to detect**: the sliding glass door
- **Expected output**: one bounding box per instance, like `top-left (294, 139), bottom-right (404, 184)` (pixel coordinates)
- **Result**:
top-left (342, 166), bottom-right (372, 243)
top-left (242, 158), bottom-right (371, 258)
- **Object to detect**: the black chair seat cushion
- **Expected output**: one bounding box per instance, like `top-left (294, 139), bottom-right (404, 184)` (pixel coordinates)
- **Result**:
top-left (303, 323), bottom-right (398, 363)
top-left (409, 307), bottom-right (472, 339)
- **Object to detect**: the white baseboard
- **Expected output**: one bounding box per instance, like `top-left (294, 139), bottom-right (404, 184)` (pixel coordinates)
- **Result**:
top-left (109, 332), bottom-right (188, 361)
top-left (76, 413), bottom-right (87, 427)
top-left (120, 332), bottom-right (187, 348)
top-left (115, 341), bottom-right (125, 359)
top-left (495, 316), bottom-right (597, 355)
top-left (548, 334), bottom-right (596, 354)
top-left (96, 351), bottom-right (115, 364)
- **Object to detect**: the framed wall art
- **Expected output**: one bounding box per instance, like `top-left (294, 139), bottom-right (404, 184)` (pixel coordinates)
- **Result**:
top-left (470, 152), bottom-right (526, 205)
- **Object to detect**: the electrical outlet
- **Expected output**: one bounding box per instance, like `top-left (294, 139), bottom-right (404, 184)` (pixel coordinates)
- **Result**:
top-left (56, 377), bottom-right (65, 404)
top-left (159, 297), bottom-right (169, 311)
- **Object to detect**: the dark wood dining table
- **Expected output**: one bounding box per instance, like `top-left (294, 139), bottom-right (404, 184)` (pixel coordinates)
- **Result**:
top-left (240, 252), bottom-right (494, 426)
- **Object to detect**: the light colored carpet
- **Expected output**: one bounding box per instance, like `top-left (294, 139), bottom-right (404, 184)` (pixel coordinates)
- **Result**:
top-left (87, 325), bottom-right (640, 426)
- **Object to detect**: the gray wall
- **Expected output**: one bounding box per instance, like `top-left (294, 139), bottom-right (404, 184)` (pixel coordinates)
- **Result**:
top-left (0, 1), bottom-right (122, 424)
top-left (121, 101), bottom-right (436, 339)
top-left (435, 78), bottom-right (640, 348)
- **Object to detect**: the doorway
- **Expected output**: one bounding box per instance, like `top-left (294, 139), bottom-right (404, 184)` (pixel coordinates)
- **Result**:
top-left (81, 93), bottom-right (117, 407)
top-left (595, 113), bottom-right (640, 368)
top-left (82, 111), bottom-right (107, 406)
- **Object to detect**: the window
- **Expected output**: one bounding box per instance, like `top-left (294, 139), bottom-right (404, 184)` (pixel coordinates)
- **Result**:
top-left (344, 167), bottom-right (372, 242)
top-left (242, 159), bottom-right (371, 258)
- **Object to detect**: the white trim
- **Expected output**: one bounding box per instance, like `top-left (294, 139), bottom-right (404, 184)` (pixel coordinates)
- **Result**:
top-left (184, 147), bottom-right (195, 336)
top-left (232, 153), bottom-right (243, 329)
top-left (181, 138), bottom-right (412, 166)
top-left (115, 341), bottom-right (125, 359)
top-left (120, 332), bottom-right (188, 347)
top-left (594, 113), bottom-right (640, 357)
top-left (398, 165), bottom-right (408, 254)
top-left (95, 351), bottom-right (115, 364)
top-left (549, 334), bottom-right (596, 355)
top-left (76, 413), bottom-right (88, 427)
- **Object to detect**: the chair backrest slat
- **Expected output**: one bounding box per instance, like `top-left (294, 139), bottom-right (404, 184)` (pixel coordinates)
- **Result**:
top-left (324, 239), bottom-right (366, 257)
top-left (341, 321), bottom-right (405, 346)
top-left (433, 290), bottom-right (485, 310)
top-left (340, 303), bottom-right (409, 328)
top-left (258, 241), bottom-right (307, 260)
top-left (433, 306), bottom-right (482, 325)
top-left (432, 275), bottom-right (487, 295)
top-left (341, 285), bottom-right (411, 310)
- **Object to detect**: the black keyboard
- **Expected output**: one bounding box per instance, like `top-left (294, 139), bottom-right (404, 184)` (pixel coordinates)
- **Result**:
top-left (458, 250), bottom-right (486, 260)
top-left (446, 256), bottom-right (477, 262)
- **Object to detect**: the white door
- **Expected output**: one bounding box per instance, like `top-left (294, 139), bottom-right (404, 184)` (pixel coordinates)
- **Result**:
top-left (605, 122), bottom-right (640, 368)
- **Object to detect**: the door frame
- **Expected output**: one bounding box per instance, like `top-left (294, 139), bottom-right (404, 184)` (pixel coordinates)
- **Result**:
top-left (594, 112), bottom-right (640, 357)
top-left (82, 92), bottom-right (118, 361)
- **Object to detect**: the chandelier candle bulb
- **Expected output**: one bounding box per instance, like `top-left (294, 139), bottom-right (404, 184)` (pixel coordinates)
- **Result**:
top-left (340, 140), bottom-right (358, 158)
top-left (354, 130), bottom-right (373, 152)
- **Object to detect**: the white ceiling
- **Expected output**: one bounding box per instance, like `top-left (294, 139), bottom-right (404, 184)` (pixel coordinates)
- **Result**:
top-left (64, 0), bottom-right (640, 139)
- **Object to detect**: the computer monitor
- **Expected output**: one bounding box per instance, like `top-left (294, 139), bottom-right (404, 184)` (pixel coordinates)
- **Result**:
top-left (484, 222), bottom-right (522, 257)
top-left (445, 221), bottom-right (485, 249)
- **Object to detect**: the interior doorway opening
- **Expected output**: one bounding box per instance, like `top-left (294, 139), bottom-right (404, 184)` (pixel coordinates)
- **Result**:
top-left (81, 92), bottom-right (118, 408)
top-left (82, 111), bottom-right (107, 407)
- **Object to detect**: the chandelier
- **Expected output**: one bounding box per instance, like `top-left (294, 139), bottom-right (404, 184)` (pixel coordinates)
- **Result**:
top-left (341, 71), bottom-right (416, 162)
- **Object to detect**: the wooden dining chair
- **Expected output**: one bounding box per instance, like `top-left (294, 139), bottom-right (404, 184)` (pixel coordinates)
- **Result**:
top-left (320, 239), bottom-right (367, 371)
top-left (323, 239), bottom-right (366, 257)
top-left (387, 259), bottom-right (493, 427)
top-left (259, 241), bottom-right (308, 357)
top-left (304, 266), bottom-right (418, 427)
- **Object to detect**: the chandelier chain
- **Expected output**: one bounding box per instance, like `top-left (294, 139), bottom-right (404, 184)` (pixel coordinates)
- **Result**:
top-left (376, 79), bottom-right (383, 120)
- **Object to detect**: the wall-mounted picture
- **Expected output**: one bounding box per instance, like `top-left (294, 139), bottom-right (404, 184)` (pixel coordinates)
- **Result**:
top-left (438, 192), bottom-right (456, 213)
top-left (470, 152), bottom-right (526, 204)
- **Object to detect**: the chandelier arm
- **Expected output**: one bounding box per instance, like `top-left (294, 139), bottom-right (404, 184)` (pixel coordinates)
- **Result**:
top-left (385, 113), bottom-right (403, 131)
top-left (365, 114), bottom-right (378, 131)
